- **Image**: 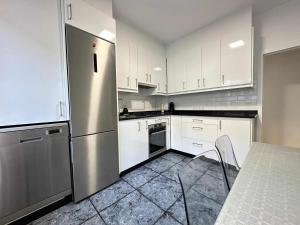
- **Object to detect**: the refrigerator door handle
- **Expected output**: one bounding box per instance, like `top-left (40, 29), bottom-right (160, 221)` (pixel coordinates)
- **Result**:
top-left (93, 53), bottom-right (98, 73)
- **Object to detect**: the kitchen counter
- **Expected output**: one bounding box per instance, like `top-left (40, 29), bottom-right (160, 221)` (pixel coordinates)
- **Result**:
top-left (119, 110), bottom-right (257, 121)
top-left (215, 142), bottom-right (300, 225)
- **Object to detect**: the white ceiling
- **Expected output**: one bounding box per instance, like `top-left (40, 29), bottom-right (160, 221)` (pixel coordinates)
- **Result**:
top-left (112, 0), bottom-right (290, 44)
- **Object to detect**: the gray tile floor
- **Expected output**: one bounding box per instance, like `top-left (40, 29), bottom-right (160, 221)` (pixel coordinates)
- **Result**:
top-left (30, 152), bottom-right (226, 225)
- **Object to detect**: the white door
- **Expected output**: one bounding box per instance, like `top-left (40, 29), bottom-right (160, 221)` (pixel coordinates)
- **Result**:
top-left (64, 0), bottom-right (116, 43)
top-left (116, 36), bottom-right (131, 90)
top-left (186, 45), bottom-right (202, 91)
top-left (0, 0), bottom-right (68, 126)
top-left (119, 120), bottom-right (148, 172)
top-left (202, 40), bottom-right (221, 89)
top-left (129, 42), bottom-right (138, 90)
top-left (171, 116), bottom-right (182, 150)
top-left (221, 22), bottom-right (252, 86)
top-left (218, 119), bottom-right (252, 167)
top-left (138, 47), bottom-right (148, 83)
top-left (221, 28), bottom-right (252, 86)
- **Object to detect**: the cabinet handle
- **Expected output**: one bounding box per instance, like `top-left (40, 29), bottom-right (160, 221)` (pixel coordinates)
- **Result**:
top-left (135, 78), bottom-right (138, 88)
top-left (67, 4), bottom-right (72, 20)
top-left (93, 53), bottom-right (98, 73)
top-left (219, 120), bottom-right (222, 130)
top-left (149, 74), bottom-right (152, 83)
top-left (192, 119), bottom-right (203, 123)
top-left (203, 78), bottom-right (206, 88)
top-left (197, 79), bottom-right (200, 88)
top-left (138, 121), bottom-right (141, 131)
top-left (59, 101), bottom-right (64, 118)
top-left (127, 77), bottom-right (130, 87)
top-left (20, 137), bottom-right (42, 143)
top-left (192, 126), bottom-right (203, 130)
top-left (182, 82), bottom-right (185, 89)
top-left (222, 75), bottom-right (225, 85)
top-left (146, 74), bottom-right (148, 82)
top-left (192, 143), bottom-right (203, 147)
top-left (158, 83), bottom-right (160, 90)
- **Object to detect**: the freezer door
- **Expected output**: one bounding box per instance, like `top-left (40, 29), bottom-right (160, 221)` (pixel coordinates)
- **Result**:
top-left (66, 25), bottom-right (118, 137)
top-left (71, 131), bottom-right (119, 202)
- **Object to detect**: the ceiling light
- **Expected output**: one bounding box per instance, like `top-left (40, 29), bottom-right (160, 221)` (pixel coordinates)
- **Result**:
top-left (99, 30), bottom-right (115, 41)
top-left (229, 40), bottom-right (245, 49)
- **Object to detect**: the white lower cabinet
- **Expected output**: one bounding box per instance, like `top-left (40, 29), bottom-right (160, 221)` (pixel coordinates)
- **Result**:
top-left (171, 115), bottom-right (254, 166)
top-left (218, 118), bottom-right (253, 167)
top-left (170, 116), bottom-right (182, 150)
top-left (119, 116), bottom-right (171, 172)
top-left (119, 119), bottom-right (148, 172)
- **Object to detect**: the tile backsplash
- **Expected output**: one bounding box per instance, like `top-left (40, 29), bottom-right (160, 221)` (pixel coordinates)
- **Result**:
top-left (118, 92), bottom-right (168, 112)
top-left (118, 86), bottom-right (258, 112)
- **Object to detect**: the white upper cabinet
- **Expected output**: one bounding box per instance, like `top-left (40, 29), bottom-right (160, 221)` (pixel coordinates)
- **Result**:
top-left (202, 40), bottom-right (221, 89)
top-left (186, 45), bottom-right (202, 91)
top-left (116, 20), bottom-right (166, 93)
top-left (64, 0), bottom-right (116, 43)
top-left (220, 9), bottom-right (253, 87)
top-left (0, 0), bottom-right (68, 126)
top-left (166, 7), bottom-right (253, 95)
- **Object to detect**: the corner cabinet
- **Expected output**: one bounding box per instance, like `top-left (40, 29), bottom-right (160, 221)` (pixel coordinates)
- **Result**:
top-left (0, 0), bottom-right (68, 126)
top-left (63, 0), bottom-right (116, 43)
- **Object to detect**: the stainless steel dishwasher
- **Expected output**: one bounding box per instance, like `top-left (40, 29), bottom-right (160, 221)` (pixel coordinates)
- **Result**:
top-left (0, 123), bottom-right (72, 224)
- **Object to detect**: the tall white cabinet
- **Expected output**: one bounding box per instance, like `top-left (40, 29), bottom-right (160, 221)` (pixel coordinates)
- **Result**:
top-left (0, 0), bottom-right (68, 126)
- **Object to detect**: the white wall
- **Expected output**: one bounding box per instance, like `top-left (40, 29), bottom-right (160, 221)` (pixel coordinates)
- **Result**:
top-left (255, 0), bottom-right (300, 54)
top-left (84, 0), bottom-right (113, 17)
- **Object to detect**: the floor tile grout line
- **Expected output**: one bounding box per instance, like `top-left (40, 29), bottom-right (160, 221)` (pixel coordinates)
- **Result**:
top-left (88, 199), bottom-right (108, 225)
top-left (91, 186), bottom-right (137, 214)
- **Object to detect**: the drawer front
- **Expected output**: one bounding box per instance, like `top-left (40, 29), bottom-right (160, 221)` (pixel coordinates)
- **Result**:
top-left (182, 138), bottom-right (218, 160)
top-left (182, 123), bottom-right (218, 142)
top-left (182, 138), bottom-right (214, 155)
top-left (181, 117), bottom-right (218, 125)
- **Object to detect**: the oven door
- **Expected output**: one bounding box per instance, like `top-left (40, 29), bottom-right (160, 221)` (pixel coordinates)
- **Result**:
top-left (149, 129), bottom-right (166, 157)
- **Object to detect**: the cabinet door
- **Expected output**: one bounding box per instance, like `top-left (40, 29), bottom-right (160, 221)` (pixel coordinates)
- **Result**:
top-left (0, 0), bottom-right (68, 126)
top-left (202, 40), bottom-right (221, 89)
top-left (171, 116), bottom-right (182, 150)
top-left (218, 119), bottom-right (252, 167)
top-left (138, 47), bottom-right (148, 83)
top-left (153, 55), bottom-right (166, 93)
top-left (186, 45), bottom-right (202, 91)
top-left (221, 28), bottom-right (252, 86)
top-left (167, 54), bottom-right (178, 93)
top-left (129, 42), bottom-right (138, 90)
top-left (119, 120), bottom-right (148, 172)
top-left (116, 37), bottom-right (131, 90)
top-left (64, 0), bottom-right (116, 43)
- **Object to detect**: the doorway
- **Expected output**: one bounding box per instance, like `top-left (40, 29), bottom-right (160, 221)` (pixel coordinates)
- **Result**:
top-left (262, 47), bottom-right (300, 148)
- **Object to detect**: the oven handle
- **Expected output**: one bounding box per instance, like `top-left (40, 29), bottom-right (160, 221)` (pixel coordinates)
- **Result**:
top-left (149, 130), bottom-right (166, 135)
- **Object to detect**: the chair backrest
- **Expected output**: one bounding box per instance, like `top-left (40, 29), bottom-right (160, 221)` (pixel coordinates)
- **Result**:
top-left (215, 135), bottom-right (240, 190)
top-left (178, 149), bottom-right (229, 225)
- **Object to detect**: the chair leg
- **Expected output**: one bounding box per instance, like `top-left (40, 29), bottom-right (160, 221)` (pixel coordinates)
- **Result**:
top-left (178, 175), bottom-right (190, 225)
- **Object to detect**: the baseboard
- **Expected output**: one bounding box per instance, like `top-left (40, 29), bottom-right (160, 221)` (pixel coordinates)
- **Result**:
top-left (7, 195), bottom-right (72, 225)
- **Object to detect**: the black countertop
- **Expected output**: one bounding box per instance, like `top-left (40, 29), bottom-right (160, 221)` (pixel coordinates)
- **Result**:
top-left (119, 110), bottom-right (258, 121)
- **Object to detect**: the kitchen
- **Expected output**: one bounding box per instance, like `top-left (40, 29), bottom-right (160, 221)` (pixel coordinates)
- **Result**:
top-left (0, 0), bottom-right (300, 225)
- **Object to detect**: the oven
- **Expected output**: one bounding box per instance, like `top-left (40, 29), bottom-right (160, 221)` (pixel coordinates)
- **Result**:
top-left (148, 122), bottom-right (166, 157)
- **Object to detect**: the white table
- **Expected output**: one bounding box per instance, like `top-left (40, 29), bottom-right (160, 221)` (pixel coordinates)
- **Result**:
top-left (215, 142), bottom-right (300, 225)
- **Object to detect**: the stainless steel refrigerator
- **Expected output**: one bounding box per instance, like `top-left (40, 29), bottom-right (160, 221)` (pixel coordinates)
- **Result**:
top-left (66, 25), bottom-right (119, 202)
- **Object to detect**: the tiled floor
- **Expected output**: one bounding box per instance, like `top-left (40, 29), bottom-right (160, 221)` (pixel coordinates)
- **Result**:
top-left (30, 152), bottom-right (227, 225)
